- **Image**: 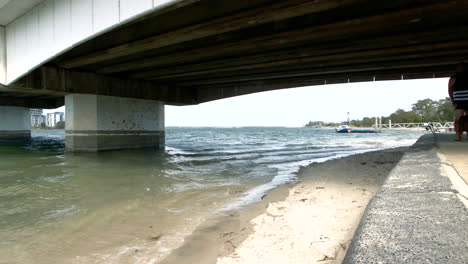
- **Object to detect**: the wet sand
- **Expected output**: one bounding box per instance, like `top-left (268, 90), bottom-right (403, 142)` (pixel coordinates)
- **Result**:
top-left (160, 148), bottom-right (405, 264)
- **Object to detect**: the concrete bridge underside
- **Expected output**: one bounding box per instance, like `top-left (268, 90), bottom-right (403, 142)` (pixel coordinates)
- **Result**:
top-left (1, 0), bottom-right (468, 151)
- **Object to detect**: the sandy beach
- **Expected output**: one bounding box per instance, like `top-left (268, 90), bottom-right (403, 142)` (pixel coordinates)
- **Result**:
top-left (161, 148), bottom-right (405, 264)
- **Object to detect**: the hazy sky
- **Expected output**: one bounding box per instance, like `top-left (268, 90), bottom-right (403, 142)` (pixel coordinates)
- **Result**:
top-left (46, 78), bottom-right (449, 127)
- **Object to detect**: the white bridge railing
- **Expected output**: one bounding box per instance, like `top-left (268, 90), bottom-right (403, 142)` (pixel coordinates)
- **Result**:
top-left (378, 122), bottom-right (454, 129)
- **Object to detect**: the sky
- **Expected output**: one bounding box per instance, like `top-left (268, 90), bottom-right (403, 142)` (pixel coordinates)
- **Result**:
top-left (45, 78), bottom-right (449, 127)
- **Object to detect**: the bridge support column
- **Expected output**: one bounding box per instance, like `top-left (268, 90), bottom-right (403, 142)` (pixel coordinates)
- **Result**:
top-left (65, 94), bottom-right (164, 152)
top-left (0, 106), bottom-right (31, 139)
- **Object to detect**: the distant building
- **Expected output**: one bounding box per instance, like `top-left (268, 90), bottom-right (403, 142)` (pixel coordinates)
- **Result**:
top-left (46, 112), bottom-right (65, 127)
top-left (30, 109), bottom-right (46, 127)
top-left (30, 109), bottom-right (42, 116)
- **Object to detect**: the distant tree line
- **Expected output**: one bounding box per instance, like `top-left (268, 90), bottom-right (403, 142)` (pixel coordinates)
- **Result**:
top-left (304, 121), bottom-right (340, 128)
top-left (55, 121), bottom-right (65, 129)
top-left (32, 121), bottom-right (65, 129)
top-left (305, 98), bottom-right (455, 128)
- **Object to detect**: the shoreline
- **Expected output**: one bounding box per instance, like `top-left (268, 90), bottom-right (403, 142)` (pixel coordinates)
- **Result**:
top-left (306, 126), bottom-right (428, 131)
top-left (159, 147), bottom-right (406, 264)
top-left (3, 129), bottom-right (425, 264)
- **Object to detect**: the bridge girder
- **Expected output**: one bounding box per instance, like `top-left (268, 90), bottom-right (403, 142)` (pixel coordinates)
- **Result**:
top-left (2, 0), bottom-right (468, 106)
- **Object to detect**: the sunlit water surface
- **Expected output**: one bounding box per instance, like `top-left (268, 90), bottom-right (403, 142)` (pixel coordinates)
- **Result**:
top-left (0, 127), bottom-right (424, 263)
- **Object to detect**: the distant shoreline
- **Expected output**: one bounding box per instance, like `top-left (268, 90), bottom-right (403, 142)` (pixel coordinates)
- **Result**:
top-left (305, 126), bottom-right (427, 131)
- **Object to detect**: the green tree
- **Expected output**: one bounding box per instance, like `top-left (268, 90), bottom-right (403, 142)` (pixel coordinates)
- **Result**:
top-left (435, 97), bottom-right (455, 122)
top-left (411, 99), bottom-right (439, 122)
top-left (54, 121), bottom-right (65, 129)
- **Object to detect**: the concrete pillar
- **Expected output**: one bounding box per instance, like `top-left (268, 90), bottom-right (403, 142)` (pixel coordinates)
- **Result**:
top-left (65, 94), bottom-right (165, 152)
top-left (0, 26), bottom-right (6, 84)
top-left (0, 106), bottom-right (31, 139)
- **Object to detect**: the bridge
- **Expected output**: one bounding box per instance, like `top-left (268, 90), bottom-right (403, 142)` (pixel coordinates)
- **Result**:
top-left (1, 0), bottom-right (467, 151)
top-left (380, 122), bottom-right (455, 130)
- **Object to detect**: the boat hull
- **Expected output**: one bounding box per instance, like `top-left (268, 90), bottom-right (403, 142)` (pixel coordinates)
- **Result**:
top-left (335, 128), bottom-right (379, 133)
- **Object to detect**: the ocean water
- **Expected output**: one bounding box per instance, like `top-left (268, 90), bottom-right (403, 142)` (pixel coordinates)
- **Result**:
top-left (0, 127), bottom-right (424, 263)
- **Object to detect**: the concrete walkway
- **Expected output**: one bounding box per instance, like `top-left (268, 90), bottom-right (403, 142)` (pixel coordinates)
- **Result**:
top-left (344, 134), bottom-right (468, 264)
top-left (436, 133), bottom-right (468, 184)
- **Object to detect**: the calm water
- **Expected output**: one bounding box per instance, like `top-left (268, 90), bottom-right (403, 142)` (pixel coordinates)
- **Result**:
top-left (0, 127), bottom-right (424, 263)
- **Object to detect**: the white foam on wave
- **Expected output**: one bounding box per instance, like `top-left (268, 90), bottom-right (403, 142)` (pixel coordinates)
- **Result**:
top-left (166, 131), bottom-right (422, 213)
